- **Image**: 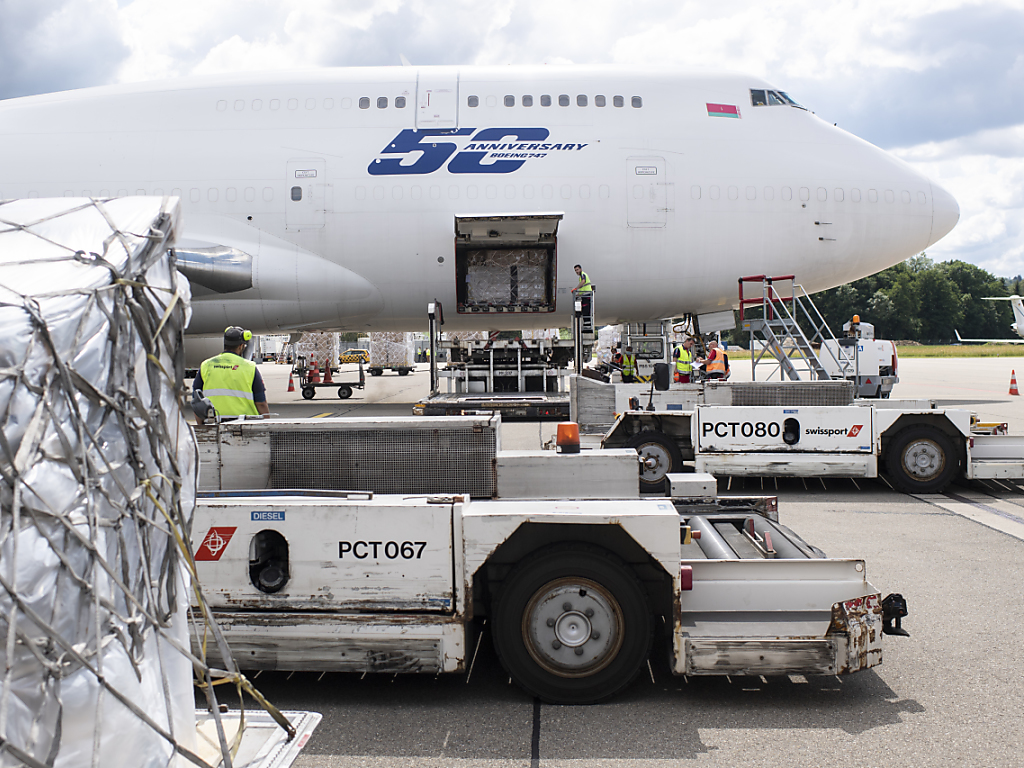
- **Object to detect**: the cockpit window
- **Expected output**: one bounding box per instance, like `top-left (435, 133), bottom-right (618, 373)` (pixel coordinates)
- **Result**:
top-left (750, 88), bottom-right (806, 110)
top-left (778, 91), bottom-right (806, 109)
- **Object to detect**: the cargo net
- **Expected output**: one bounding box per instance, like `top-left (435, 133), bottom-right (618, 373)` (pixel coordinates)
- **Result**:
top-left (0, 198), bottom-right (286, 768)
top-left (464, 249), bottom-right (552, 311)
top-left (293, 330), bottom-right (337, 367)
top-left (270, 428), bottom-right (497, 496)
top-left (369, 332), bottom-right (414, 366)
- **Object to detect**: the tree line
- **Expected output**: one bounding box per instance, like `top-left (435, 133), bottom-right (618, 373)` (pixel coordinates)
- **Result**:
top-left (729, 255), bottom-right (1022, 345)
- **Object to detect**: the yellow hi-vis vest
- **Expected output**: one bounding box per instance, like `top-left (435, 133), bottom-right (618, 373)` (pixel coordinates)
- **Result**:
top-left (622, 353), bottom-right (637, 376)
top-left (675, 347), bottom-right (692, 374)
top-left (200, 352), bottom-right (259, 416)
top-left (577, 271), bottom-right (593, 292)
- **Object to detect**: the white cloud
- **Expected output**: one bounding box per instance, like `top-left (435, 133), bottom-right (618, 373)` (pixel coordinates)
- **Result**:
top-left (895, 124), bottom-right (1024, 276)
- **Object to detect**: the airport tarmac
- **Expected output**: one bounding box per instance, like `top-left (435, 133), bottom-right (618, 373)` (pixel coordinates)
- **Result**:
top-left (226, 355), bottom-right (1024, 768)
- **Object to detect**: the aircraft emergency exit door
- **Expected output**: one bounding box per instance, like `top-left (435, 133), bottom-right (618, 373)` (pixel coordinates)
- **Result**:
top-left (626, 157), bottom-right (668, 227)
top-left (286, 158), bottom-right (326, 231)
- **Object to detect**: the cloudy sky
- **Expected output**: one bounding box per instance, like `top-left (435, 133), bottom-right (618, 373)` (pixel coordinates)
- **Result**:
top-left (2, 0), bottom-right (1022, 278)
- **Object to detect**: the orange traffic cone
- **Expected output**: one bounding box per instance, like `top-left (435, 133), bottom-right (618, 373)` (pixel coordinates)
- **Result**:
top-left (309, 359), bottom-right (320, 384)
top-left (323, 362), bottom-right (334, 384)
top-left (1011, 370), bottom-right (1020, 396)
top-left (287, 372), bottom-right (295, 392)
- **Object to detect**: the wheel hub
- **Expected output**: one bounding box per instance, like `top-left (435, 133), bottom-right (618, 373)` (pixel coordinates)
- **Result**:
top-left (638, 445), bottom-right (670, 482)
top-left (902, 439), bottom-right (944, 480)
top-left (523, 578), bottom-right (623, 677)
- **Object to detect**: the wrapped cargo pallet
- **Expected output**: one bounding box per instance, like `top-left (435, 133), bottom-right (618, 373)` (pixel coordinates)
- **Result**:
top-left (369, 332), bottom-right (414, 366)
top-left (293, 330), bottom-right (337, 367)
top-left (0, 198), bottom-right (276, 768)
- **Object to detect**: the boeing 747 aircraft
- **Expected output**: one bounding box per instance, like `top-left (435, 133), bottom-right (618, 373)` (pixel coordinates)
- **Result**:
top-left (0, 66), bottom-right (959, 337)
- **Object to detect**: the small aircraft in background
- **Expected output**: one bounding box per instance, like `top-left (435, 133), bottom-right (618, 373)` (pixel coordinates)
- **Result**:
top-left (955, 296), bottom-right (1024, 344)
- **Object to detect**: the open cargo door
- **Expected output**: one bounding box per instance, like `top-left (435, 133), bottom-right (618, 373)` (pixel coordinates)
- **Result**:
top-left (454, 213), bottom-right (563, 315)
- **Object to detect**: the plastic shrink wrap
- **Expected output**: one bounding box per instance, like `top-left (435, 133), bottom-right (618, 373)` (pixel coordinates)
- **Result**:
top-left (369, 333), bottom-right (414, 366)
top-left (0, 198), bottom-right (199, 767)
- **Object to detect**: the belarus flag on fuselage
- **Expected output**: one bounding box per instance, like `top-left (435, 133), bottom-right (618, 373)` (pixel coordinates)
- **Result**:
top-left (706, 103), bottom-right (741, 118)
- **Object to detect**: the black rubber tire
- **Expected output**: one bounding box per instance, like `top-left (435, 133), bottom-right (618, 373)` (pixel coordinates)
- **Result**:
top-left (301, 386), bottom-right (316, 400)
top-left (369, 369), bottom-right (383, 377)
top-left (885, 425), bottom-right (959, 493)
top-left (398, 368), bottom-right (410, 376)
top-left (625, 430), bottom-right (682, 493)
top-left (337, 385), bottom-right (353, 399)
top-left (491, 544), bottom-right (652, 705)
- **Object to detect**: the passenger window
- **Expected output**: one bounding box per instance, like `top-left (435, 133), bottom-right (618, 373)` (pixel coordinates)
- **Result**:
top-left (522, 95), bottom-right (533, 107)
top-left (631, 96), bottom-right (643, 108)
top-left (558, 94), bottom-right (570, 106)
top-left (468, 95), bottom-right (479, 107)
top-left (359, 97), bottom-right (370, 109)
top-left (504, 95), bottom-right (515, 107)
top-left (750, 89), bottom-right (767, 106)
top-left (291, 186), bottom-right (302, 201)
top-left (577, 95), bottom-right (587, 106)
top-left (613, 95), bottom-right (624, 107)
top-left (595, 95), bottom-right (606, 107)
top-left (377, 97), bottom-right (388, 109)
top-left (541, 94), bottom-right (552, 107)
top-left (395, 96), bottom-right (406, 108)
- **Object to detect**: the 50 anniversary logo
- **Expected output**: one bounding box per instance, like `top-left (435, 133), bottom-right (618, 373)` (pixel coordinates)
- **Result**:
top-left (368, 128), bottom-right (589, 176)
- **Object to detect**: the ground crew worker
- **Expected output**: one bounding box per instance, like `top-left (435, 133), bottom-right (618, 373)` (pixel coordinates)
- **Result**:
top-left (571, 264), bottom-right (593, 294)
top-left (621, 345), bottom-right (638, 383)
top-left (193, 326), bottom-right (269, 423)
top-left (673, 337), bottom-right (695, 383)
top-left (703, 340), bottom-right (728, 380)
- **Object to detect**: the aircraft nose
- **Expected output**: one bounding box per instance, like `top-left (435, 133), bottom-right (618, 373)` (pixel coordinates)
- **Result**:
top-left (929, 182), bottom-right (960, 247)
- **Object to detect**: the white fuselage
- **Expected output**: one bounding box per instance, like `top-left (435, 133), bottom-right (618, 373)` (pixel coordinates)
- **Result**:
top-left (0, 66), bottom-right (959, 334)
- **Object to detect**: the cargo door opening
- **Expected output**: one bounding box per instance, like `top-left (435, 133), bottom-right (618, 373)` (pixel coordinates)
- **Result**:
top-left (454, 213), bottom-right (563, 315)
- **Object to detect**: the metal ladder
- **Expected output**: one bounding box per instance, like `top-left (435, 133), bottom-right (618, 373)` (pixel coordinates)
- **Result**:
top-left (738, 275), bottom-right (854, 381)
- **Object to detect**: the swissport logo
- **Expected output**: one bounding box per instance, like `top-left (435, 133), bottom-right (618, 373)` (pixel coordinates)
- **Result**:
top-left (804, 425), bottom-right (864, 438)
top-left (195, 527), bottom-right (237, 561)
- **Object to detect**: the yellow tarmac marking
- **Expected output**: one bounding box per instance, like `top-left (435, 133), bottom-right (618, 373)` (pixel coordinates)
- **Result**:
top-left (312, 412), bottom-right (334, 418)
